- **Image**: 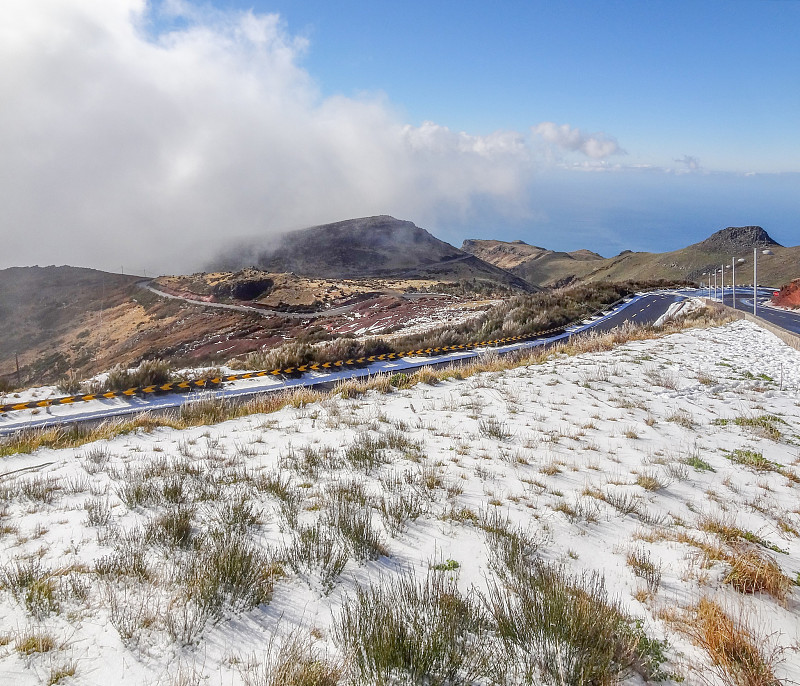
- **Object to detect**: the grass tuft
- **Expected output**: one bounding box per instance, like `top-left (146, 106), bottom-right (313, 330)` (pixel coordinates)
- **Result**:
top-left (334, 570), bottom-right (493, 685)
top-left (676, 597), bottom-right (782, 686)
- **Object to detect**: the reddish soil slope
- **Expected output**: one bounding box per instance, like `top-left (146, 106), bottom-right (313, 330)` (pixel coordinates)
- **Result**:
top-left (772, 279), bottom-right (800, 309)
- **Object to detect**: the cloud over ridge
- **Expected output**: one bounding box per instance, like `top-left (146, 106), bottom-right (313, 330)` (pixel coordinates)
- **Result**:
top-left (0, 0), bottom-right (541, 273)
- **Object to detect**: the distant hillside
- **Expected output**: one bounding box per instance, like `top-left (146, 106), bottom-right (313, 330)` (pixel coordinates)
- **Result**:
top-left (462, 239), bottom-right (604, 287)
top-left (214, 215), bottom-right (537, 293)
top-left (463, 226), bottom-right (798, 288)
top-left (0, 266), bottom-right (269, 387)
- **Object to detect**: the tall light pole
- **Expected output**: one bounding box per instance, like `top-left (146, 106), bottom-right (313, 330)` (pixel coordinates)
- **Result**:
top-left (720, 265), bottom-right (725, 305)
top-left (754, 248), bottom-right (775, 316)
top-left (732, 257), bottom-right (744, 310)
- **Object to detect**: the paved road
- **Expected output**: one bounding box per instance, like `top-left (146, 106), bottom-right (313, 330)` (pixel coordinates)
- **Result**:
top-left (0, 290), bottom-right (684, 435)
top-left (140, 282), bottom-right (362, 320)
top-left (585, 292), bottom-right (681, 333)
top-left (142, 282), bottom-right (461, 319)
top-left (699, 287), bottom-right (800, 335)
top-left (7, 288), bottom-right (797, 437)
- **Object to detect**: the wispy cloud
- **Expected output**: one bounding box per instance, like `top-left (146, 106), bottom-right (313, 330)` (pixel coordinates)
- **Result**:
top-left (0, 0), bottom-right (540, 273)
top-left (533, 122), bottom-right (624, 159)
top-left (674, 155), bottom-right (701, 172)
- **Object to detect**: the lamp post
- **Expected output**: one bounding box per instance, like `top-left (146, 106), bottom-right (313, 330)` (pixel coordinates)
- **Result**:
top-left (753, 248), bottom-right (775, 316)
top-left (720, 265), bottom-right (725, 305)
top-left (731, 257), bottom-right (745, 310)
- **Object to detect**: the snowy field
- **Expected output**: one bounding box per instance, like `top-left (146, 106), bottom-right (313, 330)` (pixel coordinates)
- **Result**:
top-left (1, 319), bottom-right (799, 685)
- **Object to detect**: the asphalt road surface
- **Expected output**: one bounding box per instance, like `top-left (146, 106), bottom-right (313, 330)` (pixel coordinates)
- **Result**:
top-left (586, 292), bottom-right (681, 333)
top-left (3, 289), bottom-right (796, 436)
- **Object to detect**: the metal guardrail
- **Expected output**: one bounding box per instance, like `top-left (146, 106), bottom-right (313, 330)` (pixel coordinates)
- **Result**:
top-left (1, 290), bottom-right (650, 415)
top-left (0, 328), bottom-right (571, 414)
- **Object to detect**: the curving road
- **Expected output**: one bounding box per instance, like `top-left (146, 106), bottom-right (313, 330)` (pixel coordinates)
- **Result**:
top-left (140, 281), bottom-right (367, 319)
top-left (2, 289), bottom-right (793, 437)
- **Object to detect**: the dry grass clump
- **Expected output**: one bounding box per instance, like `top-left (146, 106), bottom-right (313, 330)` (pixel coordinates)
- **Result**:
top-left (15, 629), bottom-right (57, 655)
top-left (626, 548), bottom-right (662, 592)
top-left (674, 597), bottom-right (782, 686)
top-left (243, 632), bottom-right (344, 686)
top-left (102, 359), bottom-right (177, 392)
top-left (722, 547), bottom-right (792, 601)
top-left (47, 661), bottom-right (77, 685)
top-left (636, 519), bottom-right (793, 602)
top-left (713, 415), bottom-right (784, 442)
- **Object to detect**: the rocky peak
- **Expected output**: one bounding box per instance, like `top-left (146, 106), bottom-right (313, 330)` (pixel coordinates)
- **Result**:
top-left (695, 226), bottom-right (781, 253)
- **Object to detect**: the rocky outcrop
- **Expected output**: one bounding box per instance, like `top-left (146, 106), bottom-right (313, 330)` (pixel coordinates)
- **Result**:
top-left (692, 226), bottom-right (782, 253)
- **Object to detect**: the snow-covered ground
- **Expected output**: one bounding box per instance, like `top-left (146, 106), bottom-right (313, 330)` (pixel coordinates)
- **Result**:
top-left (1, 319), bottom-right (799, 685)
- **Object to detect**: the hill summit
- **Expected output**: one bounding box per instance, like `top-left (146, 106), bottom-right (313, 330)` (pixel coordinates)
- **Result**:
top-left (691, 226), bottom-right (782, 253)
top-left (214, 215), bottom-right (536, 291)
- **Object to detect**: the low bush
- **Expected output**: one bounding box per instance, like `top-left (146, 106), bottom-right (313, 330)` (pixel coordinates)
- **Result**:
top-left (102, 359), bottom-right (176, 392)
top-left (345, 434), bottom-right (389, 472)
top-left (284, 521), bottom-right (349, 593)
top-left (486, 560), bottom-right (669, 685)
top-left (326, 496), bottom-right (385, 562)
top-left (335, 571), bottom-right (494, 685)
top-left (182, 532), bottom-right (276, 619)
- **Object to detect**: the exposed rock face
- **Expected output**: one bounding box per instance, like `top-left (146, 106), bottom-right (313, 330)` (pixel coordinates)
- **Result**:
top-left (211, 269), bottom-right (274, 301)
top-left (772, 279), bottom-right (800, 309)
top-left (693, 226), bottom-right (782, 253)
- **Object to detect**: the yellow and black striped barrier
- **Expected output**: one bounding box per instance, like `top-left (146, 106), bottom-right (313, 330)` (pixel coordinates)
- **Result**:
top-left (0, 324), bottom-right (572, 414)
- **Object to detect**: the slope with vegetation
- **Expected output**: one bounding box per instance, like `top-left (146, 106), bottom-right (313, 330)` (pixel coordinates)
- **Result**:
top-left (1, 309), bottom-right (798, 685)
top-left (464, 226), bottom-right (798, 288)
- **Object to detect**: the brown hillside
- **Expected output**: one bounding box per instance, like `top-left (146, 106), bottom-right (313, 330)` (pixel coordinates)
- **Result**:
top-left (0, 266), bottom-right (285, 388)
top-left (462, 239), bottom-right (606, 286)
top-left (464, 226), bottom-right (798, 288)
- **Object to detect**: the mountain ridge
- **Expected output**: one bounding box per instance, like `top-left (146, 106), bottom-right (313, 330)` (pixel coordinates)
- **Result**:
top-left (463, 226), bottom-right (797, 288)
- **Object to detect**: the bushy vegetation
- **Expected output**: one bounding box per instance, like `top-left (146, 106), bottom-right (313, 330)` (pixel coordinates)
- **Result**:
top-left (335, 571), bottom-right (493, 685)
top-left (233, 280), bottom-right (685, 372)
top-left (102, 359), bottom-right (176, 392)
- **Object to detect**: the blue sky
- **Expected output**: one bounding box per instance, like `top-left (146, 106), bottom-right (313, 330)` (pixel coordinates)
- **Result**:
top-left (204, 0), bottom-right (800, 172)
top-left (2, 0), bottom-right (798, 273)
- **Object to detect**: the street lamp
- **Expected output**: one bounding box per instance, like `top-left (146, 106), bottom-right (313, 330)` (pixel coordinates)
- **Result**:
top-left (731, 257), bottom-right (745, 310)
top-left (753, 248), bottom-right (774, 316)
top-left (720, 265), bottom-right (725, 305)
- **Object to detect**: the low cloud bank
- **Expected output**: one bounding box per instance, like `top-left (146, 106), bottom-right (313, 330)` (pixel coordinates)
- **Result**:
top-left (0, 0), bottom-right (548, 274)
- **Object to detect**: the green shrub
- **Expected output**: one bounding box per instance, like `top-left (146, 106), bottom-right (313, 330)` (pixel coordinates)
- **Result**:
top-left (486, 561), bottom-right (666, 685)
top-left (284, 521), bottom-right (349, 593)
top-left (183, 532), bottom-right (276, 618)
top-left (334, 571), bottom-right (494, 685)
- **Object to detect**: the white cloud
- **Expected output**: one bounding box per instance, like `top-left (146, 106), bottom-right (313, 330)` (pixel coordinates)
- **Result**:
top-left (0, 0), bottom-right (540, 273)
top-left (533, 122), bottom-right (624, 159)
